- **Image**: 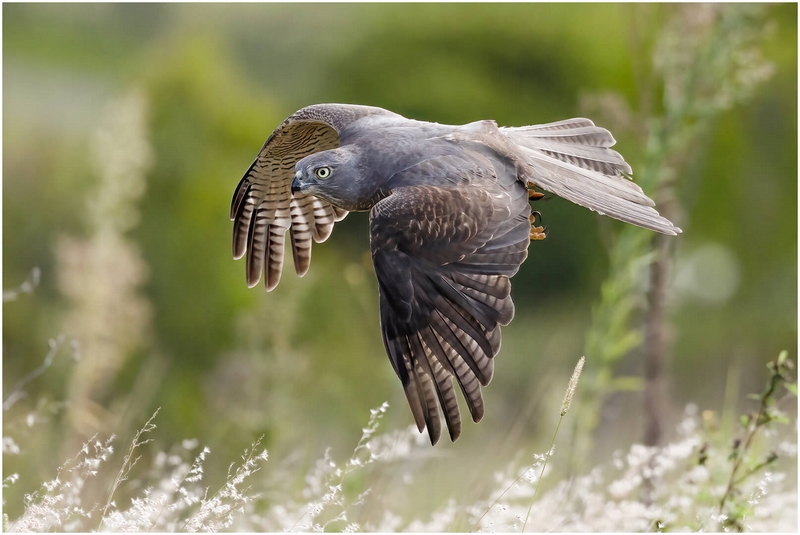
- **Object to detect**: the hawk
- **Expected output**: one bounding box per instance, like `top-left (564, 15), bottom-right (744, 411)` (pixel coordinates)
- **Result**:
top-left (231, 104), bottom-right (680, 445)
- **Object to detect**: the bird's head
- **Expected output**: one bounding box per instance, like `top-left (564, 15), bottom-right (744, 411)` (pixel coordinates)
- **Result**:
top-left (292, 146), bottom-right (372, 211)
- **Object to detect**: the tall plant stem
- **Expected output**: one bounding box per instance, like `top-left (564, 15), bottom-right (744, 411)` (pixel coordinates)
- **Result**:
top-left (521, 415), bottom-right (562, 533)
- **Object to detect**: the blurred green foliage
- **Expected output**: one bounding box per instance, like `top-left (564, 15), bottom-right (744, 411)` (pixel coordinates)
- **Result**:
top-left (3, 3), bottom-right (796, 521)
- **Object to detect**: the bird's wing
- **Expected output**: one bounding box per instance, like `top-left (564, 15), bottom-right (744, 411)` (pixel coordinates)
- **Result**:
top-left (231, 103), bottom-right (400, 290)
top-left (501, 119), bottom-right (681, 235)
top-left (370, 183), bottom-right (530, 445)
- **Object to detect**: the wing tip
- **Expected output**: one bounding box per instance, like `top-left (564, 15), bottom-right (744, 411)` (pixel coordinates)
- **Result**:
top-left (447, 422), bottom-right (462, 442)
top-left (264, 272), bottom-right (282, 292)
top-left (294, 263), bottom-right (311, 278)
top-left (428, 425), bottom-right (441, 446)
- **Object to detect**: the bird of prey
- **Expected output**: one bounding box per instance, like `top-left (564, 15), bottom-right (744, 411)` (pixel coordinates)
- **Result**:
top-left (230, 103), bottom-right (680, 445)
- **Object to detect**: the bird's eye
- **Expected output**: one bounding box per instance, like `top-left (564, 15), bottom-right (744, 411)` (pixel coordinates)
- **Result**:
top-left (315, 167), bottom-right (332, 179)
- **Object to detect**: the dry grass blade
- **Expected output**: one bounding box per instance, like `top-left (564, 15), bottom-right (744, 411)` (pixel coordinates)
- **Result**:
top-left (98, 408), bottom-right (160, 530)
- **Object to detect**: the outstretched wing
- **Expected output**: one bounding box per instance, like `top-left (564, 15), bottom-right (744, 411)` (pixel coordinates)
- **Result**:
top-left (370, 183), bottom-right (531, 445)
top-left (231, 103), bottom-right (400, 290)
top-left (501, 118), bottom-right (681, 235)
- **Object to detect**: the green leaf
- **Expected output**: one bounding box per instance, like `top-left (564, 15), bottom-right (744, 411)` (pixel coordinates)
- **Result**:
top-left (740, 414), bottom-right (750, 427)
top-left (770, 413), bottom-right (789, 425)
top-left (785, 383), bottom-right (798, 396)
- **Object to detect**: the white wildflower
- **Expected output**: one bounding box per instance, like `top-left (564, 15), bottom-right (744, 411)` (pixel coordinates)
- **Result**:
top-left (3, 437), bottom-right (20, 455)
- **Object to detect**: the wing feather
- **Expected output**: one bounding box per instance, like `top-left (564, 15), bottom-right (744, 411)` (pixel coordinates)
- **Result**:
top-left (408, 333), bottom-right (443, 445)
top-left (429, 356), bottom-right (462, 442)
top-left (371, 182), bottom-right (528, 443)
top-left (232, 183), bottom-right (255, 260)
top-left (265, 224), bottom-right (287, 291)
top-left (398, 349), bottom-right (426, 432)
top-left (231, 104), bottom-right (400, 289)
top-left (245, 207), bottom-right (268, 288)
top-left (429, 308), bottom-right (494, 386)
top-left (289, 194), bottom-right (315, 277)
top-left (430, 326), bottom-right (485, 423)
top-left (311, 197), bottom-right (337, 242)
top-left (417, 329), bottom-right (463, 443)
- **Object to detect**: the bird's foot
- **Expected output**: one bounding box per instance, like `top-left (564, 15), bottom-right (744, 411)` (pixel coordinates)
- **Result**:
top-left (528, 188), bottom-right (545, 201)
top-left (530, 226), bottom-right (547, 241)
top-left (530, 211), bottom-right (547, 241)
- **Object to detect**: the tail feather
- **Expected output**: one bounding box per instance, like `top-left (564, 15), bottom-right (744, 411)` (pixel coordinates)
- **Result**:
top-left (502, 118), bottom-right (618, 147)
top-left (536, 141), bottom-right (631, 176)
top-left (502, 118), bottom-right (681, 236)
top-left (521, 146), bottom-right (679, 235)
top-left (503, 119), bottom-right (634, 182)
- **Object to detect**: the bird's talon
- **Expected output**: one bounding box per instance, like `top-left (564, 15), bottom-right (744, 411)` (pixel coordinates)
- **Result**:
top-left (528, 189), bottom-right (545, 200)
top-left (530, 225), bottom-right (547, 241)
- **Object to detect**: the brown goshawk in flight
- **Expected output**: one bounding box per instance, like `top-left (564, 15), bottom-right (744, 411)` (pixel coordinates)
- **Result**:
top-left (231, 104), bottom-right (680, 445)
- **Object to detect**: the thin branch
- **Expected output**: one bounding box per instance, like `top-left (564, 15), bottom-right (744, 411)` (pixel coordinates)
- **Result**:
top-left (3, 336), bottom-right (75, 411)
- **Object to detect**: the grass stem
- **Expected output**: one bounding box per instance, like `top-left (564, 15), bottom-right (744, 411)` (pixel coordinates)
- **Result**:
top-left (521, 415), bottom-right (562, 533)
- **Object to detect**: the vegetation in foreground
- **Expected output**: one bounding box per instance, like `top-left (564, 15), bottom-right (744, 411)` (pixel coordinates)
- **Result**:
top-left (4, 353), bottom-right (795, 532)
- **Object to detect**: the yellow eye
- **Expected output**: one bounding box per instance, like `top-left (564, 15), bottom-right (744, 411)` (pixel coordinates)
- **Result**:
top-left (315, 167), bottom-right (332, 179)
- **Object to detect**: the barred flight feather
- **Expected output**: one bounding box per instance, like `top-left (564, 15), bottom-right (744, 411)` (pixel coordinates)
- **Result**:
top-left (431, 307), bottom-right (494, 386)
top-left (537, 143), bottom-right (631, 176)
top-left (417, 330), bottom-right (463, 442)
top-left (434, 298), bottom-right (495, 369)
top-left (429, 354), bottom-right (462, 442)
top-left (505, 123), bottom-right (617, 147)
top-left (486, 327), bottom-right (502, 356)
top-left (230, 115), bottom-right (364, 288)
top-left (432, 326), bottom-right (485, 423)
top-left (414, 363), bottom-right (441, 445)
top-left (409, 333), bottom-right (444, 444)
top-left (232, 193), bottom-right (255, 260)
top-left (450, 272), bottom-right (511, 300)
top-left (265, 225), bottom-right (287, 291)
top-left (245, 207), bottom-right (269, 288)
top-left (396, 331), bottom-right (441, 443)
top-left (454, 283), bottom-right (515, 326)
top-left (399, 355), bottom-right (426, 433)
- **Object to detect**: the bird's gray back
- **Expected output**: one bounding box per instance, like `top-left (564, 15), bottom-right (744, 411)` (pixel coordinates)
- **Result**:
top-left (339, 119), bottom-right (523, 195)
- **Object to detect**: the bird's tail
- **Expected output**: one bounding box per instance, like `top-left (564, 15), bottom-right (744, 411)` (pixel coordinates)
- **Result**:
top-left (501, 119), bottom-right (681, 236)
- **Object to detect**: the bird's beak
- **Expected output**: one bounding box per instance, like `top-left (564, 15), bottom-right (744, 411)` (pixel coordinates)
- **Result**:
top-left (291, 171), bottom-right (304, 195)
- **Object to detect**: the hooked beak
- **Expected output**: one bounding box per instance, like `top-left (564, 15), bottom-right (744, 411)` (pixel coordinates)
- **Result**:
top-left (291, 171), bottom-right (305, 195)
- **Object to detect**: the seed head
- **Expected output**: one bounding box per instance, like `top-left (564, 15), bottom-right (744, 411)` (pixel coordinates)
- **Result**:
top-left (561, 356), bottom-right (585, 416)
